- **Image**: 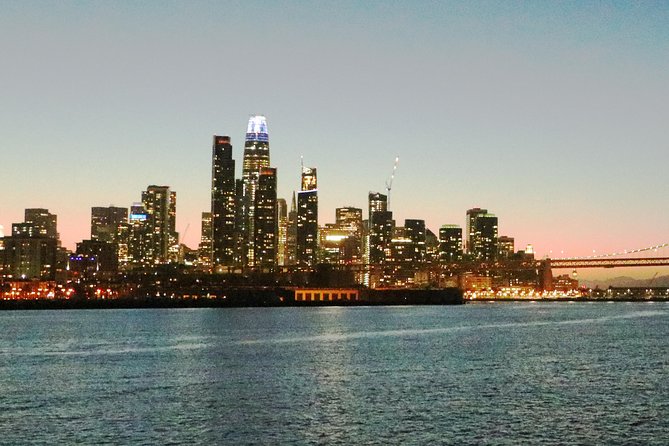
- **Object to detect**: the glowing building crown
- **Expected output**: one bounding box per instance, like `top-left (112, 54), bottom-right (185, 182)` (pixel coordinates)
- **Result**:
top-left (246, 115), bottom-right (268, 142)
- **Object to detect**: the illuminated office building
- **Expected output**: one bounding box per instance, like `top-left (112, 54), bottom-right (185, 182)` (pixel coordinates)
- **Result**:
top-left (2, 212), bottom-right (58, 280)
top-left (404, 219), bottom-right (426, 264)
top-left (253, 167), bottom-right (277, 269)
top-left (91, 206), bottom-right (128, 267)
top-left (2, 235), bottom-right (57, 280)
top-left (277, 198), bottom-right (288, 266)
top-left (369, 192), bottom-right (388, 214)
top-left (387, 227), bottom-right (415, 286)
top-left (472, 213), bottom-right (498, 261)
top-left (242, 115), bottom-right (270, 266)
top-left (198, 212), bottom-right (213, 269)
top-left (141, 186), bottom-right (178, 264)
top-left (466, 208), bottom-right (488, 254)
top-left (211, 135), bottom-right (237, 268)
top-left (439, 225), bottom-right (463, 262)
top-left (498, 236), bottom-right (515, 259)
top-left (336, 207), bottom-right (363, 235)
top-left (285, 192), bottom-right (298, 266)
top-left (297, 167), bottom-right (318, 267)
top-left (368, 192), bottom-right (393, 265)
top-left (91, 206), bottom-right (127, 243)
top-left (335, 207), bottom-right (363, 264)
top-left (127, 203), bottom-right (149, 266)
top-left (24, 208), bottom-right (58, 241)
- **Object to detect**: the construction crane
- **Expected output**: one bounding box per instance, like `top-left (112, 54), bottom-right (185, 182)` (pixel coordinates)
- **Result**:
top-left (385, 156), bottom-right (399, 209)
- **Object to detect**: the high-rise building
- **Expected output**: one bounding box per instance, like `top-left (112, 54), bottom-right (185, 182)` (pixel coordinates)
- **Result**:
top-left (242, 115), bottom-right (270, 267)
top-left (387, 227), bottom-right (415, 286)
top-left (91, 206), bottom-right (128, 243)
top-left (404, 219), bottom-right (426, 264)
top-left (2, 235), bottom-right (57, 280)
top-left (439, 224), bottom-right (463, 262)
top-left (127, 203), bottom-right (149, 266)
top-left (2, 210), bottom-right (59, 280)
top-left (140, 186), bottom-right (178, 264)
top-left (234, 179), bottom-right (245, 266)
top-left (369, 192), bottom-right (388, 215)
top-left (472, 213), bottom-right (498, 261)
top-left (466, 208), bottom-right (488, 254)
top-left (335, 206), bottom-right (363, 264)
top-left (297, 167), bottom-right (318, 267)
top-left (253, 167), bottom-right (277, 269)
top-left (277, 198), bottom-right (288, 266)
top-left (285, 192), bottom-right (298, 266)
top-left (90, 206), bottom-right (128, 268)
top-left (24, 209), bottom-right (58, 240)
top-left (498, 236), bottom-right (515, 259)
top-left (211, 135), bottom-right (237, 268)
top-left (198, 212), bottom-right (213, 269)
top-left (336, 207), bottom-right (363, 233)
top-left (368, 192), bottom-right (393, 265)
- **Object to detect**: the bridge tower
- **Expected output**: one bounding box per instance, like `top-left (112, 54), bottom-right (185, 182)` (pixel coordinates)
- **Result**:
top-left (539, 259), bottom-right (554, 291)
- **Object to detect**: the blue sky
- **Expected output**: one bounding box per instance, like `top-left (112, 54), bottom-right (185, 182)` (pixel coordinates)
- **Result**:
top-left (1, 1), bottom-right (669, 277)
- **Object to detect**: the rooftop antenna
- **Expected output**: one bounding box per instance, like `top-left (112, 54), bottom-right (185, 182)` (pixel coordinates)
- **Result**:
top-left (385, 156), bottom-right (399, 209)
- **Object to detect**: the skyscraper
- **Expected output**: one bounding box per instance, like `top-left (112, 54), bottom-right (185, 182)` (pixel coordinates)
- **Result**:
top-left (466, 208), bottom-right (488, 254)
top-left (91, 206), bottom-right (128, 243)
top-left (368, 192), bottom-right (393, 265)
top-left (498, 235), bottom-right (515, 259)
top-left (472, 213), bottom-right (498, 261)
top-left (277, 198), bottom-right (288, 266)
top-left (211, 135), bottom-right (237, 268)
top-left (198, 212), bottom-right (213, 269)
top-left (439, 224), bottom-right (463, 262)
top-left (89, 206), bottom-right (128, 271)
top-left (127, 203), bottom-right (149, 266)
top-left (297, 167), bottom-right (318, 267)
top-left (285, 192), bottom-right (298, 266)
top-left (336, 206), bottom-right (363, 264)
top-left (369, 192), bottom-right (388, 215)
top-left (254, 167), bottom-right (277, 269)
top-left (2, 211), bottom-right (58, 280)
top-left (141, 185), bottom-right (178, 264)
top-left (24, 209), bottom-right (58, 241)
top-left (242, 115), bottom-right (270, 266)
top-left (404, 219), bottom-right (426, 264)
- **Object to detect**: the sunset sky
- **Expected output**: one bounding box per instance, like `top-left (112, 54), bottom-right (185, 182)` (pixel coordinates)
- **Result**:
top-left (2, 1), bottom-right (668, 278)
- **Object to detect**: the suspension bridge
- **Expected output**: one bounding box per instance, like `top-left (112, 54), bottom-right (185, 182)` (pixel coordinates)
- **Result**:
top-left (538, 242), bottom-right (669, 289)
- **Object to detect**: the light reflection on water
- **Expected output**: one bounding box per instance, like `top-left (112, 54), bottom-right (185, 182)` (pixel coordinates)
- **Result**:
top-left (0, 303), bottom-right (667, 445)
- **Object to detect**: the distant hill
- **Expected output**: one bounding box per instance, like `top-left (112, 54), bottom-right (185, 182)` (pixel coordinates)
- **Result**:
top-left (580, 275), bottom-right (669, 289)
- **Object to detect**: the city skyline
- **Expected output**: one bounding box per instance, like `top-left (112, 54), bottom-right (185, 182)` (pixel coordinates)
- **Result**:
top-left (2, 1), bottom-right (668, 280)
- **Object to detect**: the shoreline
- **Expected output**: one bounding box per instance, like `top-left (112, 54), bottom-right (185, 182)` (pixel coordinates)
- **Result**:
top-left (2, 296), bottom-right (668, 310)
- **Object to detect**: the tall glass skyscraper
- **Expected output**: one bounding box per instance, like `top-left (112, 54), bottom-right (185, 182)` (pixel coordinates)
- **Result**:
top-left (140, 185), bottom-right (177, 265)
top-left (242, 115), bottom-right (270, 266)
top-left (211, 135), bottom-right (236, 268)
top-left (297, 167), bottom-right (318, 267)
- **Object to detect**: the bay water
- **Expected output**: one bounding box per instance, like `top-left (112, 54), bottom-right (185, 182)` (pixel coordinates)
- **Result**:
top-left (1, 302), bottom-right (667, 444)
